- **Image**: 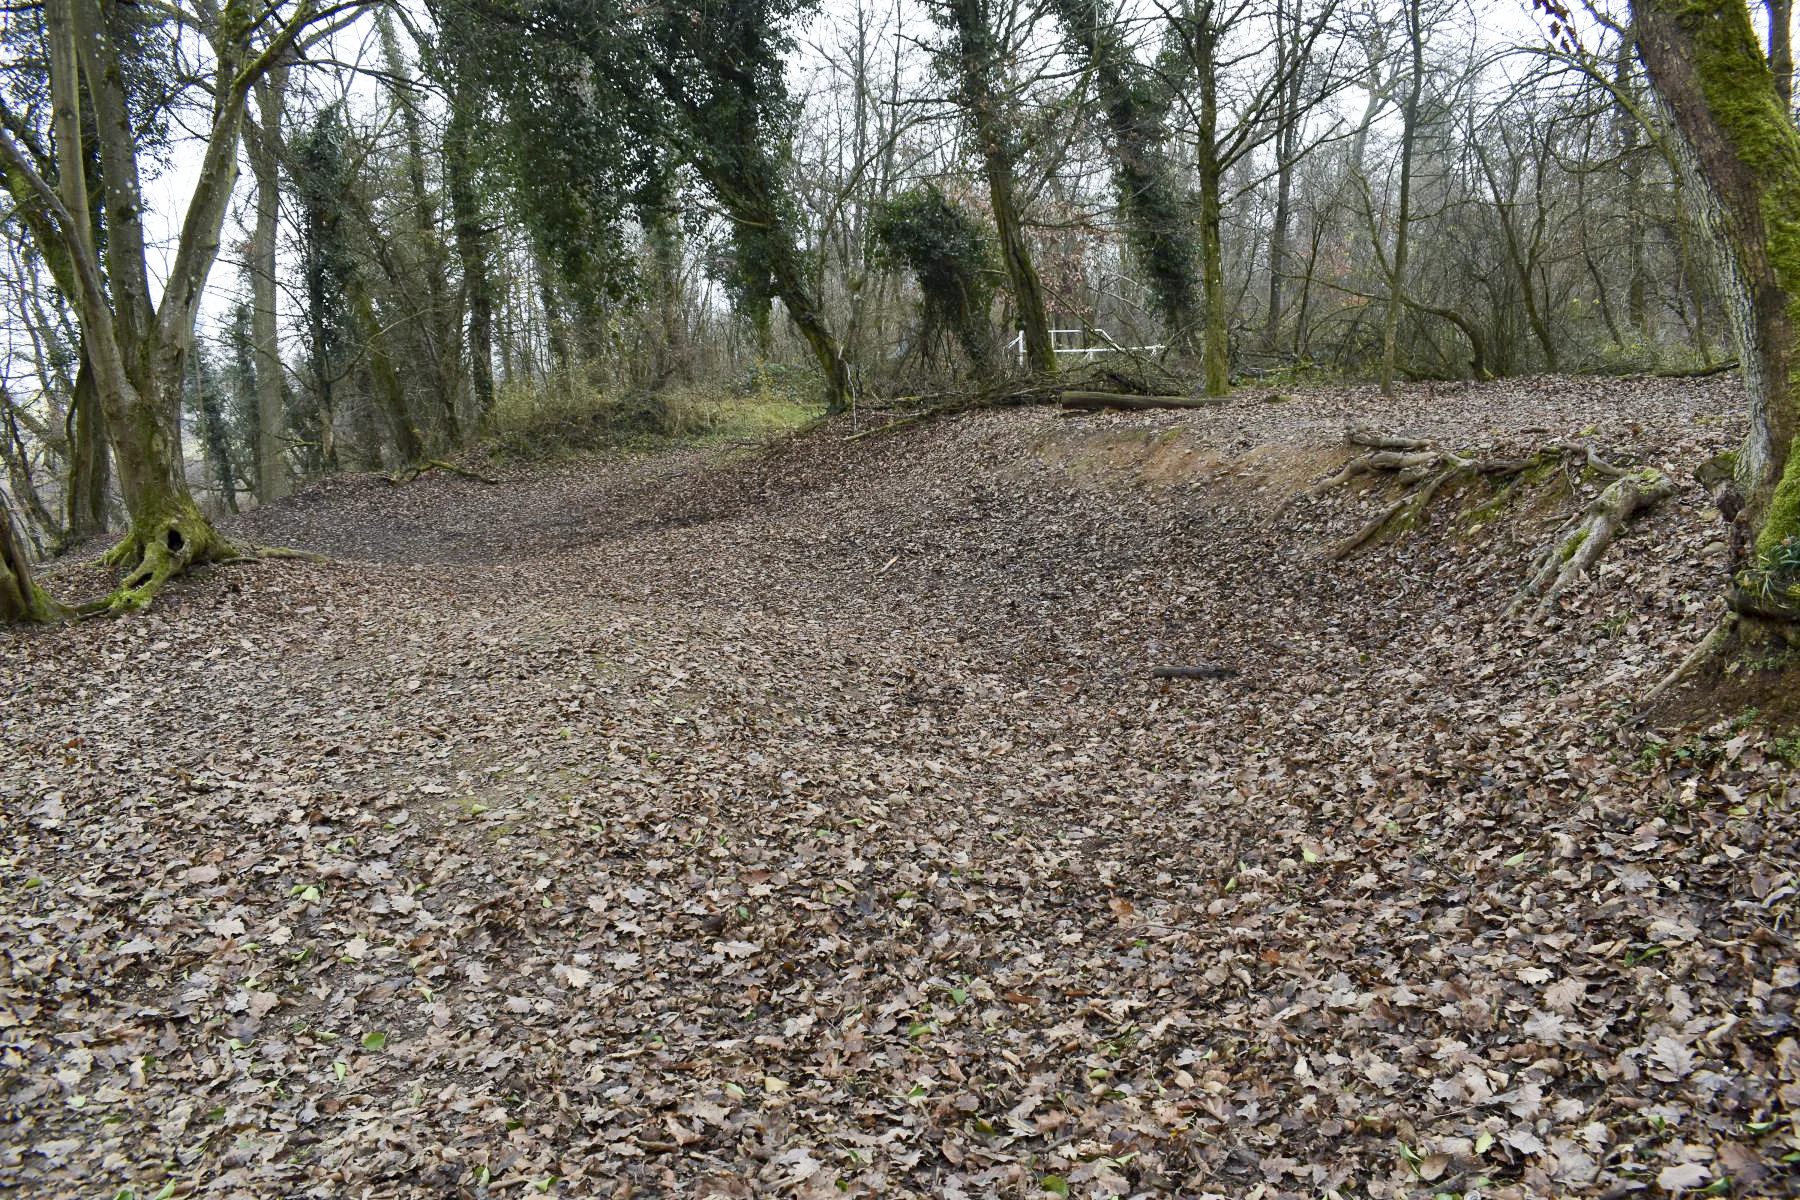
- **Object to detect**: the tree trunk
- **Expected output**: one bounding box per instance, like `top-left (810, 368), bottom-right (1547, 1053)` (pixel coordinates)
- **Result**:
top-left (1770, 0), bottom-right (1795, 109)
top-left (767, 247), bottom-right (855, 410)
top-left (1264, 0), bottom-right (1306, 354)
top-left (0, 491), bottom-right (60, 623)
top-left (67, 0), bottom-right (234, 601)
top-left (378, 12), bottom-right (463, 446)
top-left (1051, 0), bottom-right (1200, 352)
top-left (943, 0), bottom-right (1053, 374)
top-left (353, 288), bottom-right (425, 464)
top-left (1196, 35), bottom-right (1229, 397)
top-left (1381, 0), bottom-right (1424, 396)
top-left (64, 348), bottom-right (110, 541)
top-left (249, 60), bottom-right (291, 502)
top-left (984, 140), bottom-right (1055, 374)
top-left (446, 83), bottom-right (496, 420)
top-left (1634, 0), bottom-right (1800, 610)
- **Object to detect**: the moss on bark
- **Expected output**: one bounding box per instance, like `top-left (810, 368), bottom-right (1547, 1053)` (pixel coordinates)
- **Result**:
top-left (1, 501), bottom-right (63, 623)
top-left (1636, 0), bottom-right (1800, 563)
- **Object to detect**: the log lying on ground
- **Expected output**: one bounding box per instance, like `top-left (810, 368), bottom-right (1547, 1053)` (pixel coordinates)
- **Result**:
top-left (385, 459), bottom-right (500, 486)
top-left (1507, 469), bottom-right (1677, 616)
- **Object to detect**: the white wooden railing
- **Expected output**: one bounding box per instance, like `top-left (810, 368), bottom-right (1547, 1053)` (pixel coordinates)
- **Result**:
top-left (1006, 329), bottom-right (1165, 367)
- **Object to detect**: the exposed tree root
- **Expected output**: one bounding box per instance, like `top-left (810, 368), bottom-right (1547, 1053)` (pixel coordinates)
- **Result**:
top-left (97, 506), bottom-right (234, 612)
top-left (1311, 435), bottom-right (1549, 560)
top-left (1300, 427), bottom-right (1677, 612)
top-left (384, 459), bottom-right (501, 486)
top-left (1508, 469), bottom-right (1678, 616)
top-left (68, 533), bottom-right (321, 619)
top-left (1645, 614), bottom-right (1740, 705)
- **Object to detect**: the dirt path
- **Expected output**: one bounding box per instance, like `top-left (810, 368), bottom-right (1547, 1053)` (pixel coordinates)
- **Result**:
top-left (4, 378), bottom-right (1796, 1199)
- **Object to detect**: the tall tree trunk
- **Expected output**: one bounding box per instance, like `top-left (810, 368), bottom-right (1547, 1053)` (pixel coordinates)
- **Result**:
top-left (65, 349), bottom-right (110, 541)
top-left (1263, 0), bottom-right (1305, 354)
top-left (1196, 26), bottom-right (1229, 396)
top-left (353, 288), bottom-right (424, 463)
top-left (1381, 0), bottom-right (1423, 396)
top-left (1770, 0), bottom-right (1795, 109)
top-left (943, 0), bottom-right (1053, 374)
top-left (984, 137), bottom-right (1055, 374)
top-left (1634, 0), bottom-right (1800, 618)
top-left (446, 83), bottom-right (496, 419)
top-left (248, 60), bottom-right (291, 502)
top-left (378, 12), bottom-right (463, 446)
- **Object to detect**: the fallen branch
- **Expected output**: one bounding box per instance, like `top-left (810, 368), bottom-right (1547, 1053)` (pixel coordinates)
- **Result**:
top-left (846, 414), bottom-right (934, 442)
top-left (1653, 360), bottom-right (1738, 379)
top-left (1052, 391), bottom-right (1225, 411)
top-left (1150, 664), bottom-right (1239, 680)
top-left (1508, 469), bottom-right (1678, 616)
top-left (385, 459), bottom-right (500, 486)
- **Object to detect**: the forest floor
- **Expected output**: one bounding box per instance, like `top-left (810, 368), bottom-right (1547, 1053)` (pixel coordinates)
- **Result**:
top-left (3, 375), bottom-right (1798, 1200)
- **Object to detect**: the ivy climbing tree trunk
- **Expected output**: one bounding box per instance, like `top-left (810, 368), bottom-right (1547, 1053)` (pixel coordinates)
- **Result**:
top-left (935, 0), bottom-right (1054, 375)
top-left (1633, 0), bottom-right (1800, 633)
top-left (445, 77), bottom-right (496, 419)
top-left (1050, 0), bottom-right (1200, 354)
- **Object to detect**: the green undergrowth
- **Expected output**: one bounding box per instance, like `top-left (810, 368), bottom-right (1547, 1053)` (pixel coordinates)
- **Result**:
top-left (487, 362), bottom-right (826, 462)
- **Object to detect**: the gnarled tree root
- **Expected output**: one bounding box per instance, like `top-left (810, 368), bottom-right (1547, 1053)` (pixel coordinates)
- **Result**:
top-left (1507, 469), bottom-right (1677, 617)
top-left (1298, 427), bottom-right (1674, 612)
top-left (1302, 426), bottom-right (1554, 558)
top-left (96, 508), bottom-right (234, 612)
top-left (73, 541), bottom-right (328, 618)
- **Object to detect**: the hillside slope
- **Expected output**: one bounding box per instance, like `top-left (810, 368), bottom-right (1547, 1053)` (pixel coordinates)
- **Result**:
top-left (3, 376), bottom-right (1796, 1199)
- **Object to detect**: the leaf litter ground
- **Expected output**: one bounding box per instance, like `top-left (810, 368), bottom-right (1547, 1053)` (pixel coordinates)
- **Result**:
top-left (3, 377), bottom-right (1797, 1199)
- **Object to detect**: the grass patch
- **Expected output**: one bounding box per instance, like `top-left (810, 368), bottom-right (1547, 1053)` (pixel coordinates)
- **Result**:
top-left (487, 363), bottom-right (827, 461)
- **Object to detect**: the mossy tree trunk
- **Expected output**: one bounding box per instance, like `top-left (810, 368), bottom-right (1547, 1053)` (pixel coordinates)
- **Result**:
top-left (0, 0), bottom-right (326, 608)
top-left (1, 491), bottom-right (61, 624)
top-left (1634, 0), bottom-right (1800, 604)
top-left (937, 0), bottom-right (1055, 375)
